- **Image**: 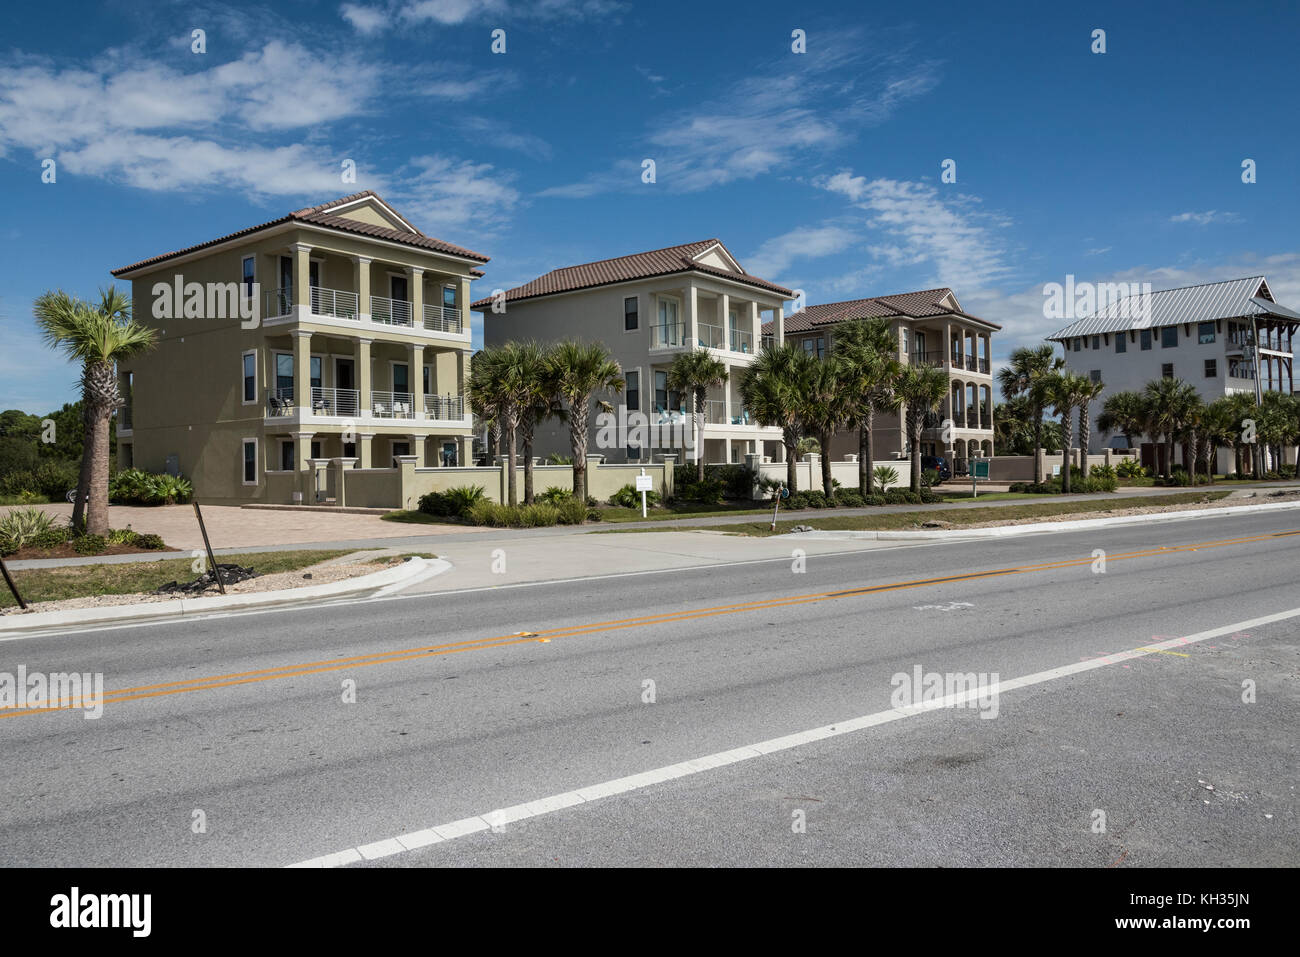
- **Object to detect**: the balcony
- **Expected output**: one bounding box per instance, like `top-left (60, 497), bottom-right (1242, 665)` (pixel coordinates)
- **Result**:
top-left (651, 322), bottom-right (687, 349)
top-left (371, 295), bottom-right (412, 327)
top-left (424, 394), bottom-right (465, 419)
top-left (422, 303), bottom-right (463, 334)
top-left (914, 351), bottom-right (946, 368)
top-left (312, 287), bottom-right (359, 320)
top-left (267, 387), bottom-right (294, 416)
top-left (696, 322), bottom-right (727, 350)
top-left (310, 387), bottom-right (359, 417)
top-left (371, 391), bottom-right (415, 418)
top-left (730, 329), bottom-right (754, 354)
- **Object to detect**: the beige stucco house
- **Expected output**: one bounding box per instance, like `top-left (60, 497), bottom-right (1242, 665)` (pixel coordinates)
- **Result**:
top-left (769, 289), bottom-right (1000, 473)
top-left (474, 240), bottom-right (792, 464)
top-left (110, 191), bottom-right (487, 504)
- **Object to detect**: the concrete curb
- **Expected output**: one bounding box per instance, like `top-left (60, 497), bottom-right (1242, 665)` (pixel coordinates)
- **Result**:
top-left (0, 557), bottom-right (450, 636)
top-left (782, 499), bottom-right (1300, 541)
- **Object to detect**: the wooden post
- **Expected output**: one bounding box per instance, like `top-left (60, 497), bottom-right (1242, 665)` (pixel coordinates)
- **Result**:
top-left (192, 502), bottom-right (225, 595)
top-left (0, 554), bottom-right (28, 610)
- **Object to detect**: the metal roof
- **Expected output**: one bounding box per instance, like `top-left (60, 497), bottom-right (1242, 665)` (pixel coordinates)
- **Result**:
top-left (1047, 277), bottom-right (1296, 340)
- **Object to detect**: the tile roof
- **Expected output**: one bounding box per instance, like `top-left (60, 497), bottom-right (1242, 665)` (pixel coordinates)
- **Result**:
top-left (761, 288), bottom-right (1000, 334)
top-left (1047, 277), bottom-right (1297, 340)
top-left (469, 239), bottom-right (792, 309)
top-left (111, 190), bottom-right (490, 276)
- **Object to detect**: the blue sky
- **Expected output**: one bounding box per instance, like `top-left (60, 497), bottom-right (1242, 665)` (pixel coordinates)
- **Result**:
top-left (3, 0), bottom-right (1298, 412)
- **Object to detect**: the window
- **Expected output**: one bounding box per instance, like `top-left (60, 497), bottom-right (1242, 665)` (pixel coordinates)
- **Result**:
top-left (275, 353), bottom-right (294, 396)
top-left (392, 363), bottom-right (409, 395)
top-left (280, 441), bottom-right (294, 472)
top-left (1161, 363), bottom-right (1174, 379)
top-left (311, 440), bottom-right (322, 459)
top-left (242, 439), bottom-right (258, 485)
top-left (242, 351), bottom-right (257, 403)
top-left (816, 337), bottom-right (826, 360)
top-left (655, 370), bottom-right (667, 412)
top-left (624, 296), bottom-right (638, 331)
top-left (1140, 330), bottom-right (1152, 350)
top-left (1161, 326), bottom-right (1178, 348)
top-left (1073, 338), bottom-right (1081, 352)
top-left (1116, 334), bottom-right (1127, 354)
top-left (423, 366), bottom-right (431, 396)
top-left (1092, 335), bottom-right (1100, 350)
top-left (443, 285), bottom-right (456, 309)
top-left (626, 370), bottom-right (639, 412)
top-left (242, 256), bottom-right (255, 296)
top-left (1205, 358), bottom-right (1217, 378)
top-left (802, 338), bottom-right (816, 355)
top-left (1198, 321), bottom-right (1216, 344)
top-left (1090, 369), bottom-right (1101, 383)
top-left (310, 356), bottom-right (322, 390)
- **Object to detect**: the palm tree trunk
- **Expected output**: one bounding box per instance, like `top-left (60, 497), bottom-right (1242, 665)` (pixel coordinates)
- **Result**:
top-left (859, 424), bottom-right (869, 495)
top-left (694, 389), bottom-right (706, 483)
top-left (1061, 411), bottom-right (1073, 494)
top-left (86, 406), bottom-right (112, 536)
top-left (1032, 403), bottom-right (1044, 484)
top-left (1079, 407), bottom-right (1091, 479)
top-left (784, 426), bottom-right (798, 493)
top-left (821, 430), bottom-right (833, 496)
top-left (909, 417), bottom-right (922, 493)
top-left (522, 425), bottom-right (535, 505)
top-left (505, 418), bottom-right (518, 506)
top-left (1165, 438), bottom-right (1174, 481)
top-left (570, 401), bottom-right (590, 504)
top-left (71, 392), bottom-right (92, 531)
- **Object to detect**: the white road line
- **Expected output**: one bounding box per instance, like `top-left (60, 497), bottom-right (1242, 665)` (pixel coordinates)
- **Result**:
top-left (285, 605), bottom-right (1300, 868)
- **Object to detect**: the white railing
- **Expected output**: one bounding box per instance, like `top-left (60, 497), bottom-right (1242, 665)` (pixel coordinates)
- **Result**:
top-left (696, 322), bottom-right (727, 350)
top-left (371, 390), bottom-right (414, 418)
top-left (424, 394), bottom-right (465, 419)
top-left (651, 323), bottom-right (686, 348)
top-left (729, 329), bottom-right (754, 354)
top-left (311, 287), bottom-right (359, 320)
top-left (702, 399), bottom-right (727, 423)
top-left (371, 296), bottom-right (412, 326)
top-left (264, 288), bottom-right (293, 318)
top-left (422, 303), bottom-right (463, 333)
top-left (310, 387), bottom-right (359, 417)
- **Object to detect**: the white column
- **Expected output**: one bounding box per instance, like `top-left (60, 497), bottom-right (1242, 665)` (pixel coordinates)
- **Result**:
top-left (353, 256), bottom-right (371, 321)
top-left (411, 343), bottom-right (425, 419)
top-left (718, 292), bottom-right (729, 351)
top-left (686, 284), bottom-right (699, 348)
top-left (749, 301), bottom-right (760, 354)
top-left (407, 266), bottom-right (424, 327)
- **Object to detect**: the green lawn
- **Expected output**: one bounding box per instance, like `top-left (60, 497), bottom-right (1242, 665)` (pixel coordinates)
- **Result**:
top-left (1, 549), bottom-right (354, 609)
top-left (656, 491), bottom-right (1233, 537)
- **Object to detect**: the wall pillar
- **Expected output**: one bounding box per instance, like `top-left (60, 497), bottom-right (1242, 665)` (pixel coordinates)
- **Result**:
top-left (749, 301), bottom-right (760, 354)
top-left (358, 432), bottom-right (375, 469)
top-left (353, 256), bottom-right (371, 321)
top-left (293, 330), bottom-right (312, 416)
top-left (407, 433), bottom-right (425, 468)
top-left (686, 284), bottom-right (699, 348)
top-left (460, 435), bottom-right (474, 467)
top-left (410, 343), bottom-right (425, 419)
top-left (357, 337), bottom-right (372, 416)
top-left (407, 266), bottom-right (424, 327)
top-left (291, 243), bottom-right (312, 314)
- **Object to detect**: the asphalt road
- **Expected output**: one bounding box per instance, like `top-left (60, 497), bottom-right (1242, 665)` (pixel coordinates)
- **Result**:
top-left (1, 510), bottom-right (1296, 867)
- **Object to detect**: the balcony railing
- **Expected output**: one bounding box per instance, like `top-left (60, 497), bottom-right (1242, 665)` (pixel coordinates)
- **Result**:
top-left (915, 351), bottom-right (946, 367)
top-left (761, 335), bottom-right (775, 351)
top-left (978, 357), bottom-right (990, 373)
top-left (422, 303), bottom-right (463, 334)
top-left (264, 288), bottom-right (293, 319)
top-left (651, 322), bottom-right (687, 349)
top-left (979, 414), bottom-right (993, 429)
top-left (311, 287), bottom-right (359, 320)
top-left (696, 322), bottom-right (727, 350)
top-left (371, 296), bottom-right (412, 326)
top-left (702, 399), bottom-right (727, 423)
top-left (730, 329), bottom-right (754, 354)
top-left (310, 387), bottom-right (359, 417)
top-left (371, 391), bottom-right (415, 418)
top-left (424, 394), bottom-right (465, 419)
top-left (267, 387), bottom-right (294, 416)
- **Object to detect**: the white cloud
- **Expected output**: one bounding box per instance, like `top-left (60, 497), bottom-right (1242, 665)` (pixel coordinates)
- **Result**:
top-left (340, 3), bottom-right (389, 33)
top-left (1169, 210), bottom-right (1242, 225)
top-left (344, 0), bottom-right (625, 32)
top-left (392, 155), bottom-right (521, 237)
top-left (745, 225), bottom-right (858, 279)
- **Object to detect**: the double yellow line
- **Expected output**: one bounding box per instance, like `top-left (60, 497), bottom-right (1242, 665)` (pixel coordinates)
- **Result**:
top-left (2, 527), bottom-right (1294, 719)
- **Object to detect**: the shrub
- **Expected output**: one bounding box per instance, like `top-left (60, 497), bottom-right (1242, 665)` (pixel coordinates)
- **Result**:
top-left (134, 532), bottom-right (166, 549)
top-left (536, 486), bottom-right (573, 505)
top-left (1279, 465), bottom-right (1296, 479)
top-left (0, 507), bottom-right (56, 555)
top-left (864, 494), bottom-right (887, 507)
top-left (708, 464), bottom-right (755, 500)
top-left (467, 500), bottom-right (561, 528)
top-left (1115, 458), bottom-right (1146, 478)
top-left (555, 499), bottom-right (589, 525)
top-left (872, 466), bottom-right (899, 491)
top-left (921, 468), bottom-right (941, 489)
top-left (30, 526), bottom-right (70, 549)
top-left (791, 489), bottom-right (829, 509)
top-left (1080, 473), bottom-right (1118, 493)
top-left (678, 478), bottom-right (724, 504)
top-left (1089, 463), bottom-right (1117, 479)
top-left (834, 489), bottom-right (865, 508)
top-left (0, 460), bottom-right (80, 499)
top-left (107, 528), bottom-right (139, 546)
top-left (609, 483), bottom-right (661, 508)
top-left (884, 489), bottom-right (923, 505)
top-left (108, 469), bottom-right (193, 505)
top-left (72, 534), bottom-right (107, 555)
top-left (418, 484), bottom-right (486, 518)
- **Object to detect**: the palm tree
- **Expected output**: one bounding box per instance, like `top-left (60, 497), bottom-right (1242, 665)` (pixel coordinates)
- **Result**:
top-left (896, 364), bottom-right (949, 492)
top-left (546, 340), bottom-right (623, 504)
top-left (1198, 397), bottom-right (1238, 483)
top-left (998, 345), bottom-right (1064, 484)
top-left (1096, 390), bottom-right (1145, 452)
top-left (513, 342), bottom-right (563, 505)
top-left (666, 350), bottom-right (729, 482)
top-left (1047, 371), bottom-right (1093, 493)
top-left (35, 286), bottom-right (156, 535)
top-left (488, 341), bottom-right (551, 506)
top-left (1142, 377), bottom-right (1200, 481)
top-left (832, 318), bottom-right (901, 494)
top-left (796, 357), bottom-right (845, 496)
top-left (468, 348), bottom-right (507, 468)
top-left (1075, 377), bottom-right (1105, 478)
top-left (739, 342), bottom-right (805, 492)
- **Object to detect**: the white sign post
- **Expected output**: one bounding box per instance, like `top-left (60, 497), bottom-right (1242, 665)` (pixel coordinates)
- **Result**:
top-left (635, 469), bottom-right (653, 518)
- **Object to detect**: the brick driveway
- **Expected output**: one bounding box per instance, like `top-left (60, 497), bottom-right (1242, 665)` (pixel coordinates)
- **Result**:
top-left (3, 503), bottom-right (472, 550)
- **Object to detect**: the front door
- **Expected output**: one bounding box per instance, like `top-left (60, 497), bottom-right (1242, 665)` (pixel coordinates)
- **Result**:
top-left (280, 440), bottom-right (294, 471)
top-left (335, 358), bottom-right (354, 391)
top-left (391, 275), bottom-right (408, 303)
